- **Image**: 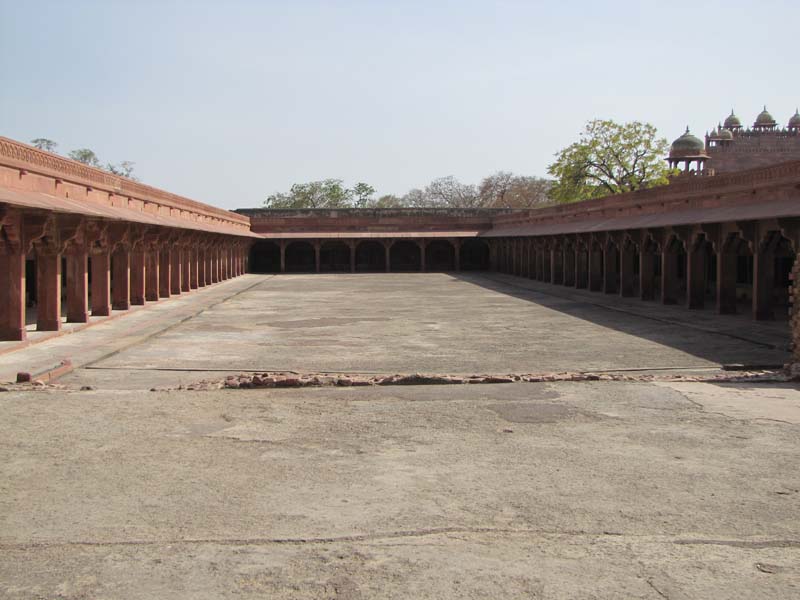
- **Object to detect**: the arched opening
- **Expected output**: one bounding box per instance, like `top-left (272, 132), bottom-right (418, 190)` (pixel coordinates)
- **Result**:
top-left (460, 239), bottom-right (490, 271)
top-left (661, 236), bottom-right (686, 304)
top-left (320, 241), bottom-right (351, 273)
top-left (249, 241), bottom-right (281, 273)
top-left (426, 240), bottom-right (456, 271)
top-left (753, 231), bottom-right (796, 320)
top-left (285, 241), bottom-right (315, 273)
top-left (355, 241), bottom-right (385, 272)
top-left (390, 240), bottom-right (422, 272)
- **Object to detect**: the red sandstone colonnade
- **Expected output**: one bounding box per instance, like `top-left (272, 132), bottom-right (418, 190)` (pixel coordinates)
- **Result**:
top-left (248, 236), bottom-right (491, 274)
top-left (0, 136), bottom-right (254, 342)
top-left (488, 222), bottom-right (798, 322)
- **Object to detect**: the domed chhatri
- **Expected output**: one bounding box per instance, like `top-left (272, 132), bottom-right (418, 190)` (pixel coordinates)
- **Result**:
top-left (789, 109), bottom-right (800, 131)
top-left (723, 110), bottom-right (742, 130)
top-left (754, 105), bottom-right (777, 129)
top-left (710, 123), bottom-right (733, 141)
top-left (668, 127), bottom-right (708, 175)
top-left (669, 127), bottom-right (706, 157)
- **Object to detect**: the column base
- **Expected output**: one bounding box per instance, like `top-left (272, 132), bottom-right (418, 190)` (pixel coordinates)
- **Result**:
top-left (0, 326), bottom-right (26, 341)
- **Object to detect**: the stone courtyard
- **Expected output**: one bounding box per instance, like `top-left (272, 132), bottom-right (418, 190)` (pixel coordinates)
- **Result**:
top-left (1, 274), bottom-right (799, 598)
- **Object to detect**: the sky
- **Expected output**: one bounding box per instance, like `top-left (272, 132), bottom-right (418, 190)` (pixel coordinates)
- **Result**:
top-left (1, 0), bottom-right (797, 210)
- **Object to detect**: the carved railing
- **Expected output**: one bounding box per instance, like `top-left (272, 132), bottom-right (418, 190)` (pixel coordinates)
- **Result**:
top-left (0, 136), bottom-right (250, 230)
top-left (491, 160), bottom-right (800, 228)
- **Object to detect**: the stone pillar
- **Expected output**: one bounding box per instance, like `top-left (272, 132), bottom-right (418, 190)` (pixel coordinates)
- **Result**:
top-left (453, 240), bottom-right (461, 272)
top-left (159, 248), bottom-right (172, 298)
top-left (111, 248), bottom-right (130, 311)
top-left (716, 248), bottom-right (737, 314)
top-left (603, 245), bottom-right (618, 294)
top-left (197, 249), bottom-right (206, 287)
top-left (279, 242), bottom-right (286, 274)
top-left (563, 245), bottom-right (575, 286)
top-left (420, 241), bottom-right (427, 273)
top-left (146, 249), bottom-right (160, 301)
top-left (36, 253), bottom-right (62, 331)
top-left (686, 242), bottom-right (706, 309)
top-left (66, 251), bottom-right (89, 322)
top-left (385, 242), bottom-right (392, 273)
top-left (576, 247), bottom-right (588, 289)
top-left (314, 242), bottom-right (321, 273)
top-left (91, 251), bottom-right (112, 316)
top-left (171, 248), bottom-right (182, 294)
top-left (661, 250), bottom-right (679, 305)
top-left (181, 248), bottom-right (191, 291)
top-left (753, 247), bottom-right (774, 320)
top-left (0, 251), bottom-right (26, 340)
top-left (349, 242), bottom-right (356, 273)
top-left (640, 251), bottom-right (656, 301)
top-left (619, 244), bottom-right (636, 298)
top-left (130, 250), bottom-right (146, 305)
top-left (552, 248), bottom-right (564, 284)
top-left (190, 249), bottom-right (199, 289)
top-left (542, 247), bottom-right (552, 282)
top-left (589, 246), bottom-right (603, 292)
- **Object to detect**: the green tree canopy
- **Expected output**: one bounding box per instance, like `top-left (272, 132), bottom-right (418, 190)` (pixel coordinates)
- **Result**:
top-left (67, 148), bottom-right (101, 168)
top-left (30, 138), bottom-right (58, 152)
top-left (547, 119), bottom-right (671, 203)
top-left (264, 179), bottom-right (358, 209)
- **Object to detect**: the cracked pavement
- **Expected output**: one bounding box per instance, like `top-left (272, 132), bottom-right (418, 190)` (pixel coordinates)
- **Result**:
top-left (1, 274), bottom-right (799, 598)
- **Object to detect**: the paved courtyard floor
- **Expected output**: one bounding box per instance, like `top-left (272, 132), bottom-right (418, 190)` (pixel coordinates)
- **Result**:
top-left (1, 274), bottom-right (799, 598)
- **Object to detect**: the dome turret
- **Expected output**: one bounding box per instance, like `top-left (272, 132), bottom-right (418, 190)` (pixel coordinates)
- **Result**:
top-left (669, 127), bottom-right (707, 158)
top-left (788, 108), bottom-right (800, 131)
top-left (754, 105), bottom-right (777, 129)
top-left (723, 110), bottom-right (742, 130)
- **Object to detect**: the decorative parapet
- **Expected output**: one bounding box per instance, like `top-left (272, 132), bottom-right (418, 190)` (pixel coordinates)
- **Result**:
top-left (491, 159), bottom-right (800, 228)
top-left (0, 136), bottom-right (251, 234)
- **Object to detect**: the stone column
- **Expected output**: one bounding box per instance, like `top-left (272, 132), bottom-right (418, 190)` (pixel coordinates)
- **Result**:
top-left (36, 253), bottom-right (62, 331)
top-left (0, 250), bottom-right (26, 340)
top-left (66, 250), bottom-right (89, 322)
top-left (349, 242), bottom-right (356, 273)
top-left (753, 247), bottom-right (774, 320)
top-left (91, 251), bottom-right (112, 316)
top-left (661, 250), bottom-right (679, 305)
top-left (111, 247), bottom-right (131, 311)
top-left (171, 247), bottom-right (182, 294)
top-left (686, 241), bottom-right (706, 309)
top-left (159, 248), bottom-right (172, 298)
top-left (603, 244), bottom-right (618, 294)
top-left (314, 242), bottom-right (321, 273)
top-left (542, 247), bottom-right (552, 282)
top-left (420, 241), bottom-right (427, 273)
top-left (146, 249), bottom-right (160, 301)
top-left (619, 243), bottom-right (636, 297)
top-left (576, 247), bottom-right (587, 289)
top-left (640, 251), bottom-right (656, 301)
top-left (190, 249), bottom-right (199, 289)
top-left (181, 248), bottom-right (191, 291)
top-left (589, 246), bottom-right (603, 292)
top-left (279, 242), bottom-right (286, 274)
top-left (453, 240), bottom-right (461, 272)
top-left (716, 248), bottom-right (737, 314)
top-left (130, 250), bottom-right (146, 305)
top-left (563, 244), bottom-right (575, 287)
top-left (384, 241), bottom-right (392, 273)
top-left (551, 248), bottom-right (563, 284)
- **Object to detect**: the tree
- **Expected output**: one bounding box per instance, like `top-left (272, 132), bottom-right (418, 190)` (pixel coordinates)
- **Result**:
top-left (68, 148), bottom-right (101, 168)
top-left (107, 160), bottom-right (137, 180)
top-left (424, 176), bottom-right (480, 208)
top-left (264, 179), bottom-right (355, 209)
top-left (478, 171), bottom-right (552, 208)
top-left (369, 194), bottom-right (405, 208)
top-left (547, 119), bottom-right (671, 203)
top-left (352, 182), bottom-right (376, 208)
top-left (30, 138), bottom-right (58, 152)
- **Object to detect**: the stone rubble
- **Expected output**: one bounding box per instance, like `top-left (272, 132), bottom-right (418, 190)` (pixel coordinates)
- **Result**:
top-left (149, 367), bottom-right (793, 392)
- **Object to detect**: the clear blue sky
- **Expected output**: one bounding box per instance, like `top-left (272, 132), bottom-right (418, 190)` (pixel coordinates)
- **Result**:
top-left (1, 0), bottom-right (797, 209)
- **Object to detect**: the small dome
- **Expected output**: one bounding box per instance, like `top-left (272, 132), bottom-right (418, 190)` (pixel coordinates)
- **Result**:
top-left (716, 127), bottom-right (733, 140)
top-left (723, 110), bottom-right (742, 129)
top-left (754, 105), bottom-right (777, 128)
top-left (670, 127), bottom-right (706, 158)
top-left (788, 109), bottom-right (800, 129)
